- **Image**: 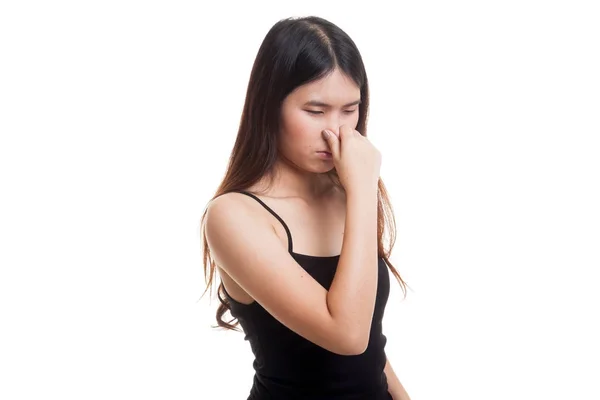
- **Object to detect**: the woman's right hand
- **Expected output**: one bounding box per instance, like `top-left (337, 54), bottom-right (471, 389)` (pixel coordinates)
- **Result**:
top-left (322, 125), bottom-right (381, 195)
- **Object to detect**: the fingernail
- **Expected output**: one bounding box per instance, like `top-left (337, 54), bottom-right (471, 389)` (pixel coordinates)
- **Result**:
top-left (321, 130), bottom-right (330, 138)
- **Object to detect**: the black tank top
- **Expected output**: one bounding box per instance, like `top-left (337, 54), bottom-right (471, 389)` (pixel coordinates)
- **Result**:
top-left (223, 191), bottom-right (392, 400)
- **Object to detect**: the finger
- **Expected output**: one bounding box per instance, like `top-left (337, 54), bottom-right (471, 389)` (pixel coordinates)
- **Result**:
top-left (322, 129), bottom-right (340, 159)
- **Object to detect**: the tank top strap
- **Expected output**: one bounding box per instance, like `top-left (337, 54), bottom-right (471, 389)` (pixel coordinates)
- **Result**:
top-left (232, 190), bottom-right (294, 253)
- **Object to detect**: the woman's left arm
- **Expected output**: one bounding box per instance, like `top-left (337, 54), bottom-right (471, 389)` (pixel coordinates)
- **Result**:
top-left (384, 357), bottom-right (411, 400)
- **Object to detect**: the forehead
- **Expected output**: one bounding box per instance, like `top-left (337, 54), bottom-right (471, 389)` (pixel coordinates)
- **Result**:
top-left (287, 68), bottom-right (361, 105)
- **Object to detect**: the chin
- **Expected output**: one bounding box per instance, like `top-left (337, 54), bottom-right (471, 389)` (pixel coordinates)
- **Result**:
top-left (294, 163), bottom-right (331, 175)
top-left (313, 164), bottom-right (335, 174)
top-left (282, 155), bottom-right (334, 174)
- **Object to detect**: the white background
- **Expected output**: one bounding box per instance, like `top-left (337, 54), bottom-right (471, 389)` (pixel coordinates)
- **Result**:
top-left (1, 1), bottom-right (599, 399)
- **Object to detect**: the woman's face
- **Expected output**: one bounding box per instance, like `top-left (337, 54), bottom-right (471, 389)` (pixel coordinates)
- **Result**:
top-left (278, 68), bottom-right (361, 173)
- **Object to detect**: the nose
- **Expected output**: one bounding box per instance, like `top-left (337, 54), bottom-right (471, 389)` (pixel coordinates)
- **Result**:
top-left (325, 116), bottom-right (342, 138)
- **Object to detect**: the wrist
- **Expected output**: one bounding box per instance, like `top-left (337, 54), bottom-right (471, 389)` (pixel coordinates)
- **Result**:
top-left (346, 184), bottom-right (378, 201)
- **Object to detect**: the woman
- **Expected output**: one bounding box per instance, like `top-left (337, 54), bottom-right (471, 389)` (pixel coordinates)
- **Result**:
top-left (201, 16), bottom-right (411, 400)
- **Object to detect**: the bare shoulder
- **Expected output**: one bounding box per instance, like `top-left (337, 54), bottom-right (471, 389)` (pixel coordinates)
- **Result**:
top-left (204, 191), bottom-right (272, 256)
top-left (206, 191), bottom-right (257, 216)
top-left (205, 192), bottom-right (258, 225)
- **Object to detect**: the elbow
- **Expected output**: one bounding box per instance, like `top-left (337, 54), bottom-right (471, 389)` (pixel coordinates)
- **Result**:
top-left (338, 330), bottom-right (370, 356)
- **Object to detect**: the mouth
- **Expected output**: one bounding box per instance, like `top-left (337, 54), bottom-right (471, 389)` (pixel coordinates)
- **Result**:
top-left (316, 151), bottom-right (332, 159)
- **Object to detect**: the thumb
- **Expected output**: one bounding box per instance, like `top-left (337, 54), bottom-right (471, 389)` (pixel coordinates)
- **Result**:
top-left (322, 129), bottom-right (340, 159)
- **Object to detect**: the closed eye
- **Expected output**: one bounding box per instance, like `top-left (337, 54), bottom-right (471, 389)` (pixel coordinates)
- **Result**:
top-left (305, 109), bottom-right (358, 115)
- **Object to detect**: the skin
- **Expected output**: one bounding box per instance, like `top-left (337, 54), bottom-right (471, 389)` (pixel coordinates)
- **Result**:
top-left (277, 67), bottom-right (362, 181)
top-left (205, 67), bottom-right (410, 397)
top-left (385, 357), bottom-right (412, 400)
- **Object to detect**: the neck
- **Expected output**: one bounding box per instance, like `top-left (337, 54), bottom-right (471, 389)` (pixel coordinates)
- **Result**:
top-left (253, 158), bottom-right (335, 201)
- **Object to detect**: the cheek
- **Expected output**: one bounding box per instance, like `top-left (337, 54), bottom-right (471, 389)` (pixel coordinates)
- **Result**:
top-left (282, 110), bottom-right (319, 144)
top-left (279, 112), bottom-right (322, 162)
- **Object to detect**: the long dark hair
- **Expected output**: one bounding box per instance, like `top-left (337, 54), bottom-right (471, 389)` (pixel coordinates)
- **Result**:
top-left (201, 16), bottom-right (408, 330)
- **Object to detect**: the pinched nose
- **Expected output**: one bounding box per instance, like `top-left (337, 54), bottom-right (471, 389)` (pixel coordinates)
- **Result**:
top-left (324, 126), bottom-right (342, 139)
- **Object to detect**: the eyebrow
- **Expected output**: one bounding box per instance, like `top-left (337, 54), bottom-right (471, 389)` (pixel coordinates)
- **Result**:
top-left (303, 99), bottom-right (361, 108)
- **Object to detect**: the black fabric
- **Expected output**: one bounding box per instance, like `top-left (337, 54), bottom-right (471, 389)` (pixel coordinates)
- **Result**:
top-left (224, 191), bottom-right (392, 399)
